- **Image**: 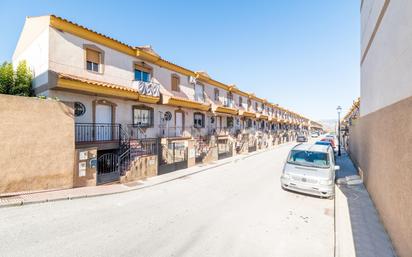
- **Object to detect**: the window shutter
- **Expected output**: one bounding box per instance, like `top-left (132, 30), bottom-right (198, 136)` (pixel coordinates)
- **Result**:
top-left (202, 113), bottom-right (205, 128)
top-left (150, 108), bottom-right (154, 127)
top-left (172, 75), bottom-right (179, 91)
top-left (86, 49), bottom-right (100, 63)
top-left (135, 63), bottom-right (152, 74)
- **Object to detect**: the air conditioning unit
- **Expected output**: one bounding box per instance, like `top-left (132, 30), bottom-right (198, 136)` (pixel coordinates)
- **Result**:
top-left (189, 76), bottom-right (197, 84)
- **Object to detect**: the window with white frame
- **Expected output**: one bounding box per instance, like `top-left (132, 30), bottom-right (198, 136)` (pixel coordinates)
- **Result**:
top-left (133, 105), bottom-right (153, 127)
top-left (86, 48), bottom-right (101, 72)
top-left (214, 88), bottom-right (219, 101)
top-left (194, 83), bottom-right (205, 102)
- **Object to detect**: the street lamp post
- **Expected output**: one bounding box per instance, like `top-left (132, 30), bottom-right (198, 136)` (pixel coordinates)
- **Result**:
top-left (337, 106), bottom-right (342, 156)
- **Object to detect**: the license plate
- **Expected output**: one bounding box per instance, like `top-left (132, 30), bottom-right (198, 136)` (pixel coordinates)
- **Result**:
top-left (301, 177), bottom-right (307, 182)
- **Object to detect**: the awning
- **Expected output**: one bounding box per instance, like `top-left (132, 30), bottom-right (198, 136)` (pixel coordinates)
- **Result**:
top-left (162, 95), bottom-right (210, 111)
top-left (240, 110), bottom-right (256, 118)
top-left (56, 73), bottom-right (160, 104)
top-left (215, 106), bottom-right (238, 115)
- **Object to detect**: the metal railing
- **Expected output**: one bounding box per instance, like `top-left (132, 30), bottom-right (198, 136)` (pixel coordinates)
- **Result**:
top-left (158, 126), bottom-right (193, 138)
top-left (130, 138), bottom-right (158, 157)
top-left (127, 124), bottom-right (147, 140)
top-left (75, 123), bottom-right (121, 143)
top-left (209, 126), bottom-right (237, 136)
top-left (223, 100), bottom-right (235, 108)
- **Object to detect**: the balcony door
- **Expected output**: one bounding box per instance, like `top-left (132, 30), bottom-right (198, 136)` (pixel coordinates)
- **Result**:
top-left (95, 104), bottom-right (113, 141)
top-left (175, 110), bottom-right (184, 137)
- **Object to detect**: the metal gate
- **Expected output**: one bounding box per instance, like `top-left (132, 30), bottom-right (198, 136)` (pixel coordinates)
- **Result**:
top-left (248, 138), bottom-right (257, 152)
top-left (218, 139), bottom-right (233, 160)
top-left (158, 142), bottom-right (188, 175)
top-left (97, 152), bottom-right (120, 184)
top-left (195, 137), bottom-right (210, 164)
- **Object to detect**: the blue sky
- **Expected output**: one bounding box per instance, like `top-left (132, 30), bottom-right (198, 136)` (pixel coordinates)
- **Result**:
top-left (0, 0), bottom-right (359, 120)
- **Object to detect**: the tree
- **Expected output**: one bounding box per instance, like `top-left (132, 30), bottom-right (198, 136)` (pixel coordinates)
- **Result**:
top-left (11, 60), bottom-right (32, 96)
top-left (0, 62), bottom-right (14, 94)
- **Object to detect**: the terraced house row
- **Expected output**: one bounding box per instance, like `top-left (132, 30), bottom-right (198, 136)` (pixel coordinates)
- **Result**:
top-left (12, 15), bottom-right (322, 186)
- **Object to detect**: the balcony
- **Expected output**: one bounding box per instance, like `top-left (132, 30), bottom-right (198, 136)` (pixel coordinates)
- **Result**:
top-left (132, 80), bottom-right (160, 97)
top-left (223, 99), bottom-right (235, 108)
top-left (194, 93), bottom-right (205, 103)
top-left (75, 123), bottom-right (122, 150)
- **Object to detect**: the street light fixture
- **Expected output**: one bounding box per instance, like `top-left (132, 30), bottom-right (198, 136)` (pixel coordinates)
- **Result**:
top-left (336, 105), bottom-right (342, 156)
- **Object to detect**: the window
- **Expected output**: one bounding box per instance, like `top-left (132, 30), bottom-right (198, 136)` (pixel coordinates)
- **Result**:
top-left (226, 92), bottom-right (233, 107)
top-left (247, 99), bottom-right (252, 109)
top-left (134, 63), bottom-right (152, 82)
top-left (255, 102), bottom-right (258, 111)
top-left (227, 117), bottom-right (234, 128)
top-left (239, 96), bottom-right (243, 107)
top-left (246, 119), bottom-right (252, 128)
top-left (171, 74), bottom-right (180, 92)
top-left (214, 88), bottom-right (219, 101)
top-left (194, 83), bottom-right (204, 102)
top-left (287, 150), bottom-right (330, 168)
top-left (132, 105), bottom-right (154, 128)
top-left (86, 48), bottom-right (101, 72)
top-left (194, 112), bottom-right (205, 128)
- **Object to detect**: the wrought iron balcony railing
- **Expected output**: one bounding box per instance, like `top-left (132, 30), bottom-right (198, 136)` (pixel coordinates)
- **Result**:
top-left (158, 126), bottom-right (193, 138)
top-left (75, 123), bottom-right (121, 143)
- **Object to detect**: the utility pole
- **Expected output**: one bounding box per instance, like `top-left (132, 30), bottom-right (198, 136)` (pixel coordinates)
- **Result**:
top-left (337, 106), bottom-right (342, 156)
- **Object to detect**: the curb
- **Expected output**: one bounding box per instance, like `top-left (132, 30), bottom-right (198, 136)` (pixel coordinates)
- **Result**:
top-left (0, 143), bottom-right (294, 209)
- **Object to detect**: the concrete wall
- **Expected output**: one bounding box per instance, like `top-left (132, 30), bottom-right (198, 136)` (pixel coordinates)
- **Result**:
top-left (122, 155), bottom-right (158, 183)
top-left (0, 94), bottom-right (75, 193)
top-left (361, 0), bottom-right (412, 116)
top-left (347, 96), bottom-right (412, 257)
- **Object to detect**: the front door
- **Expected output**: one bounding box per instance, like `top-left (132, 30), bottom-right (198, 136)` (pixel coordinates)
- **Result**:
top-left (95, 104), bottom-right (112, 141)
top-left (175, 111), bottom-right (183, 136)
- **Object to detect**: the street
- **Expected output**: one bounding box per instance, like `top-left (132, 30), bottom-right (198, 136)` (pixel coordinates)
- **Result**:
top-left (0, 143), bottom-right (334, 257)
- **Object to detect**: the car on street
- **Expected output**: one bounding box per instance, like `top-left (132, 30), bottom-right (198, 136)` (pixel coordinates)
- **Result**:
top-left (296, 135), bottom-right (308, 142)
top-left (321, 138), bottom-right (336, 152)
top-left (311, 132), bottom-right (319, 138)
top-left (280, 143), bottom-right (339, 199)
top-left (315, 140), bottom-right (331, 146)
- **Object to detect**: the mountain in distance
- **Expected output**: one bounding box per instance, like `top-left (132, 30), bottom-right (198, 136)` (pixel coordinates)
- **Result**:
top-left (317, 119), bottom-right (337, 133)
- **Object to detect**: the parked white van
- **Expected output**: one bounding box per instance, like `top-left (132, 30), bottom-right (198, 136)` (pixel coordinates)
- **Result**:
top-left (280, 143), bottom-right (339, 199)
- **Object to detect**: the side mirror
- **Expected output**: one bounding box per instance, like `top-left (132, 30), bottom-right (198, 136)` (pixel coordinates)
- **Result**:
top-left (334, 165), bottom-right (340, 171)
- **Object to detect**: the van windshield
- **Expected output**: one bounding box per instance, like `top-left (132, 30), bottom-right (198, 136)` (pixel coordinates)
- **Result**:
top-left (287, 150), bottom-right (330, 168)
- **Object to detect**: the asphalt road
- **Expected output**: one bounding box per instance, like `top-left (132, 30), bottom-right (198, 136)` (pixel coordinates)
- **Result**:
top-left (0, 143), bottom-right (334, 257)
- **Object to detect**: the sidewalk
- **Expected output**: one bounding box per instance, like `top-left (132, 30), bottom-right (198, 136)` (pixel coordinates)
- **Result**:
top-left (334, 150), bottom-right (397, 257)
top-left (0, 142), bottom-right (294, 208)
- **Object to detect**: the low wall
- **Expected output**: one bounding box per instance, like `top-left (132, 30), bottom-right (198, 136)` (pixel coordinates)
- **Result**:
top-left (0, 94), bottom-right (75, 193)
top-left (347, 96), bottom-right (412, 257)
top-left (122, 155), bottom-right (158, 182)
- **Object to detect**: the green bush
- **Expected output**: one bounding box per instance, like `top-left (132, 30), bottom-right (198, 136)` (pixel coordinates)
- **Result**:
top-left (0, 62), bottom-right (14, 94)
top-left (0, 60), bottom-right (32, 96)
